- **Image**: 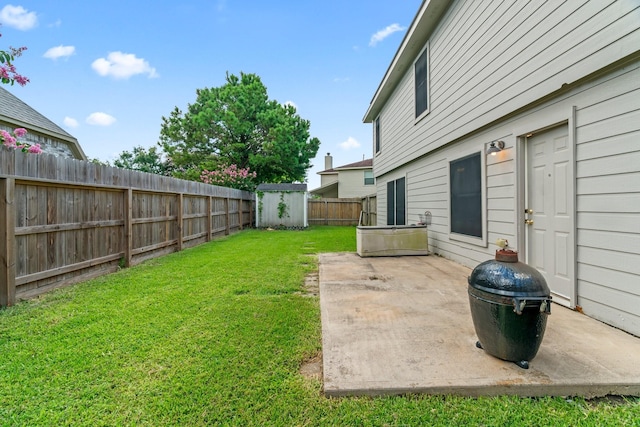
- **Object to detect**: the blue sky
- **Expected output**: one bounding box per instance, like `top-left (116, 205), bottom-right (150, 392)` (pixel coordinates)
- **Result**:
top-left (1, 1), bottom-right (421, 189)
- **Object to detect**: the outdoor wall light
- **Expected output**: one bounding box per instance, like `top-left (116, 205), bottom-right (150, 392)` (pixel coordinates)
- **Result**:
top-left (487, 140), bottom-right (505, 156)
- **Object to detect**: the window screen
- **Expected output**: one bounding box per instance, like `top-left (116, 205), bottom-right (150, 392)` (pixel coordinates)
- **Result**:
top-left (364, 170), bottom-right (374, 185)
top-left (450, 153), bottom-right (482, 237)
top-left (374, 117), bottom-right (381, 153)
top-left (387, 178), bottom-right (406, 225)
top-left (415, 47), bottom-right (429, 117)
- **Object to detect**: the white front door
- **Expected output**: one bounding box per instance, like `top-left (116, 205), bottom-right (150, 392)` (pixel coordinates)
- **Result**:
top-left (525, 125), bottom-right (575, 307)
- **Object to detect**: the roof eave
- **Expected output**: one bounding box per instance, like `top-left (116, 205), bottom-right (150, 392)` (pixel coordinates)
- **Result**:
top-left (363, 0), bottom-right (452, 123)
top-left (0, 114), bottom-right (87, 161)
top-left (334, 166), bottom-right (372, 171)
top-left (309, 181), bottom-right (338, 196)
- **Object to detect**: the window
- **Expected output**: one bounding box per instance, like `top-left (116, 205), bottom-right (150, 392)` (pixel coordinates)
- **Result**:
top-left (415, 45), bottom-right (429, 118)
top-left (364, 170), bottom-right (374, 185)
top-left (386, 177), bottom-right (406, 225)
top-left (374, 116), bottom-right (381, 153)
top-left (450, 152), bottom-right (482, 238)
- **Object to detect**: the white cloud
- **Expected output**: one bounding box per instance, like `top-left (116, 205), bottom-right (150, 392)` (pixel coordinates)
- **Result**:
top-left (339, 137), bottom-right (361, 150)
top-left (43, 45), bottom-right (75, 60)
top-left (0, 5), bottom-right (38, 30)
top-left (369, 23), bottom-right (406, 47)
top-left (91, 51), bottom-right (158, 79)
top-left (63, 116), bottom-right (79, 128)
top-left (86, 112), bottom-right (116, 126)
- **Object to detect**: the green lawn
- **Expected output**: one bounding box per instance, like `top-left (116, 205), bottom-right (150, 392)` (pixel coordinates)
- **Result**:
top-left (0, 227), bottom-right (638, 426)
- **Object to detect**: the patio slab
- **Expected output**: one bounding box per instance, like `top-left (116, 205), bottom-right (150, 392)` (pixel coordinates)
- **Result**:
top-left (319, 252), bottom-right (640, 397)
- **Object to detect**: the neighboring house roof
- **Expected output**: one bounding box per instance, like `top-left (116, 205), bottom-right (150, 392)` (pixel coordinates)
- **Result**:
top-left (363, 0), bottom-right (451, 123)
top-left (0, 87), bottom-right (87, 160)
top-left (256, 183), bottom-right (308, 192)
top-left (318, 158), bottom-right (373, 174)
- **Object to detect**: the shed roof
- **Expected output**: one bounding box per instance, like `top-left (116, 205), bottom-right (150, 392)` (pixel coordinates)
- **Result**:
top-left (256, 183), bottom-right (308, 192)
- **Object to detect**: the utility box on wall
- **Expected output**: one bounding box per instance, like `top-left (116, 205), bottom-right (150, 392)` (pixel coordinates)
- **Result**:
top-left (255, 184), bottom-right (308, 228)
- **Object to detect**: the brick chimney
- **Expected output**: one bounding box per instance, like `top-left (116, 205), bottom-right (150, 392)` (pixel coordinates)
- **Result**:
top-left (324, 153), bottom-right (333, 170)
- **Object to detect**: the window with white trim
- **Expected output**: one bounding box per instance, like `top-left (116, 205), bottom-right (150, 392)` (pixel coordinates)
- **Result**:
top-left (450, 152), bottom-right (482, 238)
top-left (374, 116), bottom-right (381, 154)
top-left (415, 45), bottom-right (429, 118)
top-left (386, 177), bottom-right (406, 226)
top-left (364, 170), bottom-right (374, 185)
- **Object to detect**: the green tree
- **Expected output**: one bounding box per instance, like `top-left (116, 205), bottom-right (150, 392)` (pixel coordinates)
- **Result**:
top-left (113, 145), bottom-right (170, 175)
top-left (159, 72), bottom-right (320, 183)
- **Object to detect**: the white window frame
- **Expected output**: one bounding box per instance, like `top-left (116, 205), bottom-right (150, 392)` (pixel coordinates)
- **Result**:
top-left (364, 170), bottom-right (375, 186)
top-left (414, 43), bottom-right (430, 121)
top-left (447, 149), bottom-right (487, 247)
top-left (374, 116), bottom-right (381, 154)
top-left (386, 176), bottom-right (407, 226)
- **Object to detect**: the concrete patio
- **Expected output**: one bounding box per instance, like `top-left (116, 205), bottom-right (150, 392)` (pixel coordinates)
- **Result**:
top-left (319, 252), bottom-right (640, 397)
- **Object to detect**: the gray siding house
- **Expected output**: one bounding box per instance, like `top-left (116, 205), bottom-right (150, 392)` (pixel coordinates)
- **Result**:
top-left (310, 154), bottom-right (375, 198)
top-left (0, 87), bottom-right (86, 160)
top-left (363, 0), bottom-right (640, 336)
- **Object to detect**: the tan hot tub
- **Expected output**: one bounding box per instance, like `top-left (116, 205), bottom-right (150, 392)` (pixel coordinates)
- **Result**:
top-left (356, 225), bottom-right (428, 257)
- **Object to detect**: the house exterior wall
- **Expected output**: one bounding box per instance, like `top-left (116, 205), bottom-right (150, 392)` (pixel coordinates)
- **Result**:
top-left (0, 123), bottom-right (77, 158)
top-left (337, 169), bottom-right (375, 198)
top-left (320, 173), bottom-right (338, 187)
top-left (375, 59), bottom-right (640, 336)
top-left (573, 64), bottom-right (640, 335)
top-left (374, 0), bottom-right (640, 177)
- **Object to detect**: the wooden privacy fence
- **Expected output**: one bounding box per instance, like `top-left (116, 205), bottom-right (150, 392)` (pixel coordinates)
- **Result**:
top-left (307, 195), bottom-right (378, 226)
top-left (307, 198), bottom-right (362, 226)
top-left (360, 194), bottom-right (377, 226)
top-left (0, 148), bottom-right (253, 306)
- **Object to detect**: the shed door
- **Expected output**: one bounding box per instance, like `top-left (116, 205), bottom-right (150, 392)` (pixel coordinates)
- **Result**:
top-left (525, 125), bottom-right (575, 307)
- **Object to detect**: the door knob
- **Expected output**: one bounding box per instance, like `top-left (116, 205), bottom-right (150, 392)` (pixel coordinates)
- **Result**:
top-left (524, 208), bottom-right (533, 214)
top-left (525, 219), bottom-right (534, 225)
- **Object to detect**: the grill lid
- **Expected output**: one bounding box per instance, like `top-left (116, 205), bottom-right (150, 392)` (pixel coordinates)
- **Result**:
top-left (468, 251), bottom-right (550, 297)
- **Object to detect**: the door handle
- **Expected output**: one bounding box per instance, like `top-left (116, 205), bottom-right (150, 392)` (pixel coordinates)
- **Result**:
top-left (524, 208), bottom-right (533, 214)
top-left (525, 219), bottom-right (534, 225)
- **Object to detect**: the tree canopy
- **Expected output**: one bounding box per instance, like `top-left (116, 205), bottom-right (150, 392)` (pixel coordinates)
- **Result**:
top-left (159, 72), bottom-right (320, 186)
top-left (112, 146), bottom-right (170, 176)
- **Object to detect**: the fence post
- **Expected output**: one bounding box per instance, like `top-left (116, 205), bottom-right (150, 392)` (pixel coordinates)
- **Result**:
top-left (225, 197), bottom-right (230, 235)
top-left (238, 196), bottom-right (243, 230)
top-left (123, 188), bottom-right (133, 267)
top-left (365, 196), bottom-right (370, 226)
top-left (249, 196), bottom-right (253, 228)
top-left (325, 200), bottom-right (329, 226)
top-left (177, 193), bottom-right (183, 251)
top-left (0, 178), bottom-right (16, 306)
top-left (206, 196), bottom-right (212, 242)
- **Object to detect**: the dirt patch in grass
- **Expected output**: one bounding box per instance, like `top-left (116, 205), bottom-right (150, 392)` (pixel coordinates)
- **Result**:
top-left (586, 395), bottom-right (638, 407)
top-left (300, 272), bottom-right (319, 297)
top-left (300, 352), bottom-right (322, 381)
